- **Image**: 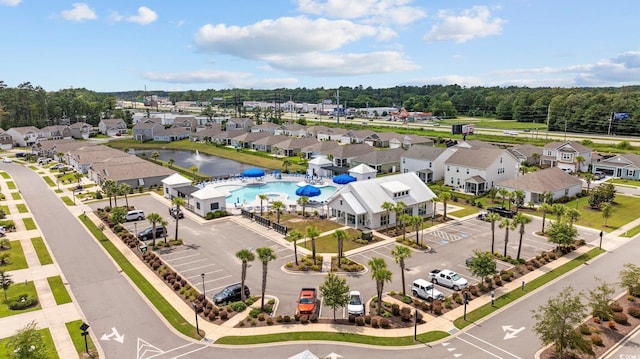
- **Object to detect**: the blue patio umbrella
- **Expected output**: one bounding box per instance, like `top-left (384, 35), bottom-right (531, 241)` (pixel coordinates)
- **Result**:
top-left (242, 168), bottom-right (265, 177)
top-left (295, 184), bottom-right (321, 197)
top-left (332, 173), bottom-right (357, 185)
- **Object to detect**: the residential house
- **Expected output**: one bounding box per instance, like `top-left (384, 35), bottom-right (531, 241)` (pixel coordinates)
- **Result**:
top-left (251, 135), bottom-right (289, 153)
top-left (226, 118), bottom-right (254, 131)
top-left (209, 130), bottom-right (246, 146)
top-left (394, 134), bottom-right (433, 149)
top-left (351, 147), bottom-right (405, 174)
top-left (456, 140), bottom-right (497, 149)
top-left (172, 116), bottom-right (197, 132)
top-left (316, 127), bottom-right (347, 142)
top-left (340, 130), bottom-right (375, 145)
top-left (32, 139), bottom-right (88, 159)
top-left (69, 122), bottom-right (92, 139)
top-left (89, 156), bottom-right (174, 188)
top-left (98, 119), bottom-right (127, 136)
top-left (132, 122), bottom-right (163, 141)
top-left (6, 126), bottom-right (42, 147)
top-left (325, 143), bottom-right (376, 168)
top-left (400, 146), bottom-right (456, 183)
top-left (275, 123), bottom-right (307, 137)
top-left (272, 137), bottom-right (318, 157)
top-left (68, 145), bottom-right (129, 173)
top-left (250, 122), bottom-right (281, 134)
top-left (540, 141), bottom-right (592, 172)
top-left (0, 129), bottom-right (13, 149)
top-left (444, 147), bottom-right (520, 194)
top-left (508, 144), bottom-right (542, 165)
top-left (592, 153), bottom-right (640, 179)
top-left (326, 172), bottom-right (436, 229)
top-left (301, 140), bottom-right (340, 160)
top-left (496, 167), bottom-right (583, 203)
top-left (153, 127), bottom-right (191, 142)
top-left (41, 125), bottom-right (72, 140)
top-left (306, 125), bottom-right (330, 138)
top-left (191, 125), bottom-right (223, 142)
top-left (229, 132), bottom-right (271, 149)
top-left (364, 132), bottom-right (404, 148)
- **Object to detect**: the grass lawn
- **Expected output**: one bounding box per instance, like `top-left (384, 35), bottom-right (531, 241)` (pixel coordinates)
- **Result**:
top-left (6, 181), bottom-right (15, 190)
top-left (0, 327), bottom-right (59, 359)
top-left (47, 276), bottom-right (72, 305)
top-left (300, 228), bottom-right (363, 253)
top-left (0, 205), bottom-right (9, 215)
top-left (78, 215), bottom-right (199, 339)
top-left (65, 320), bottom-right (97, 357)
top-left (0, 281), bottom-right (41, 318)
top-left (621, 224), bottom-right (640, 238)
top-left (448, 203), bottom-right (480, 218)
top-left (42, 176), bottom-right (56, 187)
top-left (11, 192), bottom-right (21, 200)
top-left (1, 240), bottom-right (28, 271)
top-left (440, 117), bottom-right (541, 131)
top-left (280, 215), bottom-right (344, 233)
top-left (608, 178), bottom-right (640, 187)
top-left (61, 196), bottom-right (75, 206)
top-left (0, 172), bottom-right (10, 179)
top-left (22, 218), bottom-right (37, 230)
top-left (16, 203), bottom-right (28, 213)
top-left (31, 237), bottom-right (53, 265)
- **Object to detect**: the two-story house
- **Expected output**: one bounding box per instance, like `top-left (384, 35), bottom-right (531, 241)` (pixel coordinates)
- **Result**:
top-left (226, 118), bottom-right (254, 131)
top-left (0, 129), bottom-right (14, 149)
top-left (69, 122), bottom-right (92, 139)
top-left (41, 125), bottom-right (72, 140)
top-left (444, 147), bottom-right (520, 194)
top-left (98, 119), bottom-right (127, 136)
top-left (540, 141), bottom-right (592, 173)
top-left (6, 126), bottom-right (42, 147)
top-left (325, 143), bottom-right (376, 168)
top-left (132, 122), bottom-right (163, 141)
top-left (400, 145), bottom-right (456, 183)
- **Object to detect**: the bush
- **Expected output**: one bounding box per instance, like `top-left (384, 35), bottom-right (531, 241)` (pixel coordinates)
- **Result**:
top-left (219, 310), bottom-right (228, 320)
top-left (613, 312), bottom-right (629, 325)
top-left (283, 315), bottom-right (291, 323)
top-left (380, 318), bottom-right (390, 328)
top-left (266, 317), bottom-right (273, 325)
top-left (258, 313), bottom-right (266, 321)
top-left (309, 314), bottom-right (318, 323)
top-left (579, 324), bottom-right (591, 335)
top-left (371, 317), bottom-right (380, 328)
top-left (249, 308), bottom-right (261, 318)
top-left (610, 302), bottom-right (623, 312)
top-left (232, 302), bottom-right (247, 312)
top-left (300, 315), bottom-right (309, 324)
top-left (608, 320), bottom-right (616, 329)
top-left (207, 311), bottom-right (217, 321)
top-left (628, 306), bottom-right (640, 318)
top-left (364, 315), bottom-right (371, 324)
top-left (391, 303), bottom-right (400, 316)
top-left (355, 316), bottom-right (365, 326)
top-left (591, 334), bottom-right (603, 346)
top-left (8, 295), bottom-right (39, 310)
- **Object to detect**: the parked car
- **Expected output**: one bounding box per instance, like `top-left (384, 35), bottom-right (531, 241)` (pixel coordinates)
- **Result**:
top-left (2, 157), bottom-right (12, 163)
top-left (347, 291), bottom-right (365, 316)
top-left (212, 283), bottom-right (250, 305)
top-left (15, 152), bottom-right (27, 158)
top-left (125, 210), bottom-right (145, 222)
top-left (594, 171), bottom-right (605, 180)
top-left (50, 163), bottom-right (64, 170)
top-left (487, 206), bottom-right (516, 218)
top-left (429, 269), bottom-right (468, 291)
top-left (411, 279), bottom-right (445, 301)
top-left (137, 226), bottom-right (165, 241)
top-left (169, 206), bottom-right (184, 219)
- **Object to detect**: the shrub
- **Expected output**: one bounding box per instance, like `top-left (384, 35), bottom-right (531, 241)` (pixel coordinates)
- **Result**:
top-left (610, 302), bottom-right (623, 312)
top-left (628, 306), bottom-right (640, 318)
top-left (364, 315), bottom-right (371, 324)
top-left (380, 318), bottom-right (390, 328)
top-left (266, 317), bottom-right (273, 325)
top-left (401, 295), bottom-right (412, 304)
top-left (300, 315), bottom-right (309, 324)
top-left (283, 315), bottom-right (291, 323)
top-left (355, 316), bottom-right (365, 326)
top-left (591, 334), bottom-right (603, 346)
top-left (309, 314), bottom-right (318, 323)
top-left (173, 282), bottom-right (181, 290)
top-left (249, 308), bottom-right (261, 318)
top-left (613, 312), bottom-right (628, 325)
top-left (608, 320), bottom-right (616, 329)
top-left (232, 302), bottom-right (247, 312)
top-left (371, 317), bottom-right (379, 328)
top-left (258, 313), bottom-right (266, 321)
top-left (348, 315), bottom-right (356, 323)
top-left (420, 302), bottom-right (430, 312)
top-left (579, 324), bottom-right (591, 335)
top-left (219, 310), bottom-right (228, 320)
top-left (391, 303), bottom-right (400, 316)
top-left (8, 295), bottom-right (39, 310)
top-left (207, 311), bottom-right (216, 321)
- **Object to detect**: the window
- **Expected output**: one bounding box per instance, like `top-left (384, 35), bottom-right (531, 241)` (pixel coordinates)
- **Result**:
top-left (210, 203), bottom-right (219, 210)
top-left (402, 158), bottom-right (405, 164)
top-left (456, 178), bottom-right (460, 185)
top-left (429, 162), bottom-right (432, 168)
top-left (447, 165), bottom-right (450, 172)
top-left (380, 214), bottom-right (389, 226)
top-left (196, 202), bottom-right (201, 210)
top-left (562, 153), bottom-right (572, 161)
top-left (450, 177), bottom-right (454, 184)
top-left (456, 167), bottom-right (459, 173)
top-left (466, 168), bottom-right (470, 174)
top-left (564, 188), bottom-right (569, 196)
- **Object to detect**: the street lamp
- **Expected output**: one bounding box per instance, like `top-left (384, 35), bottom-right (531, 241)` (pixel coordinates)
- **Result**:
top-left (201, 273), bottom-right (206, 298)
top-left (79, 322), bottom-right (90, 355)
top-left (192, 302), bottom-right (200, 337)
top-left (599, 231), bottom-right (603, 249)
top-left (463, 292), bottom-right (469, 320)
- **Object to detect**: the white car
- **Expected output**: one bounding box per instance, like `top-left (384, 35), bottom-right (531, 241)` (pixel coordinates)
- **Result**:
top-left (2, 157), bottom-right (12, 163)
top-left (347, 291), bottom-right (365, 316)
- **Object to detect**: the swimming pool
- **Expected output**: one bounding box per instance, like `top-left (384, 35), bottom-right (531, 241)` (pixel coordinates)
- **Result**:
top-left (216, 181), bottom-right (337, 204)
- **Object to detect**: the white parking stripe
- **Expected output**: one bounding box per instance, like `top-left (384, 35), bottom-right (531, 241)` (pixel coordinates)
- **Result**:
top-left (169, 258), bottom-right (208, 267)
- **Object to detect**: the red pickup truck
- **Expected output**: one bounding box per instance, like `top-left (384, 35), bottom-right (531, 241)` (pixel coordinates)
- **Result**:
top-left (297, 288), bottom-right (317, 315)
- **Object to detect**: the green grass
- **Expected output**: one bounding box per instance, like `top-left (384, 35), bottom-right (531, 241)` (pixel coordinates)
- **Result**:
top-left (54, 189), bottom-right (63, 194)
top-left (42, 176), bottom-right (56, 187)
top-left (0, 240), bottom-right (28, 271)
top-left (621, 224), bottom-right (640, 238)
top-left (0, 280), bottom-right (41, 318)
top-left (608, 178), bottom-right (640, 187)
top-left (10, 192), bottom-right (21, 200)
top-left (16, 204), bottom-right (28, 214)
top-left (31, 237), bottom-right (53, 265)
top-left (6, 181), bottom-right (15, 190)
top-left (0, 172), bottom-right (10, 179)
top-left (448, 204), bottom-right (480, 218)
top-left (78, 215), bottom-right (199, 339)
top-left (65, 320), bottom-right (97, 357)
top-left (0, 205), bottom-right (9, 215)
top-left (61, 196), bottom-right (75, 206)
top-left (22, 218), bottom-right (37, 230)
top-left (280, 215), bottom-right (344, 233)
top-left (0, 327), bottom-right (59, 359)
top-left (216, 330), bottom-right (449, 346)
top-left (47, 276), bottom-right (72, 305)
top-left (453, 247), bottom-right (604, 329)
top-left (302, 228), bottom-right (363, 253)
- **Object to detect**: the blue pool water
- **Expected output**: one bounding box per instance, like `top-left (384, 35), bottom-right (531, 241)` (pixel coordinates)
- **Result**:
top-left (215, 182), bottom-right (337, 204)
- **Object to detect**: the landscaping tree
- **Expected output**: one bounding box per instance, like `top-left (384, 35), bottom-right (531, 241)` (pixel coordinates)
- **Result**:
top-left (287, 230), bottom-right (303, 266)
top-left (159, 218), bottom-right (169, 244)
top-left (589, 183), bottom-right (617, 209)
top-left (391, 245), bottom-right (411, 295)
top-left (0, 270), bottom-right (13, 301)
top-left (235, 248), bottom-right (255, 302)
top-left (7, 321), bottom-right (48, 359)
top-left (381, 201), bottom-right (395, 233)
top-left (146, 212), bottom-right (162, 248)
top-left (439, 192), bottom-right (451, 220)
top-left (575, 155), bottom-right (586, 172)
top-left (333, 229), bottom-right (347, 268)
top-left (487, 187), bottom-right (498, 202)
top-left (73, 171), bottom-right (83, 186)
top-left (151, 151), bottom-right (160, 161)
top-left (531, 286), bottom-right (592, 358)
top-left (513, 190), bottom-right (525, 213)
top-left (410, 215), bottom-right (423, 246)
top-left (0, 238), bottom-right (10, 250)
top-left (551, 203), bottom-right (566, 222)
top-left (271, 201), bottom-right (284, 223)
top-left (102, 179), bottom-right (117, 207)
top-left (306, 225), bottom-right (320, 266)
top-left (168, 158), bottom-right (175, 168)
top-left (0, 252), bottom-right (10, 266)
top-left (399, 213), bottom-right (412, 241)
top-left (498, 188), bottom-right (509, 207)
top-left (485, 212), bottom-right (501, 254)
top-left (171, 197), bottom-right (186, 241)
top-left (319, 272), bottom-right (351, 321)
top-left (587, 278), bottom-right (616, 322)
top-left (601, 202), bottom-right (613, 227)
top-left (109, 206), bottom-right (127, 225)
top-left (393, 201), bottom-right (407, 232)
top-left (513, 213), bottom-right (532, 261)
top-left (546, 220), bottom-right (578, 251)
top-left (258, 194), bottom-right (268, 216)
top-left (538, 202), bottom-right (553, 234)
top-left (297, 196), bottom-right (309, 217)
top-left (189, 165), bottom-right (198, 177)
top-left (583, 172), bottom-right (594, 193)
top-left (118, 183), bottom-right (132, 208)
top-left (619, 263), bottom-right (640, 296)
top-left (498, 218), bottom-right (516, 257)
top-left (565, 208), bottom-right (581, 227)
top-left (467, 250), bottom-right (497, 284)
top-left (282, 159), bottom-right (292, 173)
top-left (368, 257), bottom-right (392, 315)
top-left (256, 247), bottom-right (276, 311)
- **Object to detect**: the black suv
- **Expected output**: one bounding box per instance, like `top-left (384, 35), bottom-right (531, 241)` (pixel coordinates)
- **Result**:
top-left (487, 206), bottom-right (516, 218)
top-left (137, 226), bottom-right (166, 241)
top-left (212, 283), bottom-right (250, 304)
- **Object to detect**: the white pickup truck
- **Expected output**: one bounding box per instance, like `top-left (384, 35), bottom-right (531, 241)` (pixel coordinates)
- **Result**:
top-left (429, 269), bottom-right (468, 291)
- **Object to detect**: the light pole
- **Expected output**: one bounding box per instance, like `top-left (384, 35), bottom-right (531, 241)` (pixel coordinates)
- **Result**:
top-left (192, 302), bottom-right (200, 337)
top-left (134, 222), bottom-right (138, 237)
top-left (463, 292), bottom-right (469, 320)
top-left (599, 231), bottom-right (603, 249)
top-left (72, 189), bottom-right (76, 205)
top-left (79, 322), bottom-right (90, 355)
top-left (201, 273), bottom-right (206, 298)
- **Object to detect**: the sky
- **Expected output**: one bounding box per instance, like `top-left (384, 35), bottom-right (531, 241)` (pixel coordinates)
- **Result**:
top-left (1, 0), bottom-right (639, 93)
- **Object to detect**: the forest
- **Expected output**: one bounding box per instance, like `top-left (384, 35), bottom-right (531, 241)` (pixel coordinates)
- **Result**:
top-left (1, 80), bottom-right (639, 136)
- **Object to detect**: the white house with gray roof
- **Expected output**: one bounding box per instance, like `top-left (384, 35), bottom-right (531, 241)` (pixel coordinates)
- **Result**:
top-left (444, 147), bottom-right (520, 194)
top-left (592, 153), bottom-right (640, 179)
top-left (326, 172), bottom-right (436, 229)
top-left (190, 185), bottom-right (227, 217)
top-left (401, 145), bottom-right (456, 183)
top-left (351, 147), bottom-right (405, 174)
top-left (541, 141), bottom-right (592, 173)
top-left (496, 167), bottom-right (583, 203)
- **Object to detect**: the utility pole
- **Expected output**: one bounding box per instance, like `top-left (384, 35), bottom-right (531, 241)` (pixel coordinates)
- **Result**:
top-left (336, 89), bottom-right (340, 125)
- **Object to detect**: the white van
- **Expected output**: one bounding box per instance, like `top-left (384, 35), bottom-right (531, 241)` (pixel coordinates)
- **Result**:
top-left (125, 210), bottom-right (145, 222)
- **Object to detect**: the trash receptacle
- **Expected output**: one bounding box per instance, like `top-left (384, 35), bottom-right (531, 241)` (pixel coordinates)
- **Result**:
top-left (361, 230), bottom-right (373, 242)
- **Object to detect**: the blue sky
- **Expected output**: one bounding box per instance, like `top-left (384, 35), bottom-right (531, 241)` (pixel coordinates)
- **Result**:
top-left (1, 0), bottom-right (638, 92)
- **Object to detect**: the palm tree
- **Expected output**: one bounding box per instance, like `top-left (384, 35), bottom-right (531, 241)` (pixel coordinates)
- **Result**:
top-left (410, 215), bottom-right (423, 246)
top-left (499, 218), bottom-right (516, 257)
top-left (551, 203), bottom-right (566, 222)
top-left (513, 189), bottom-right (525, 213)
top-left (287, 230), bottom-right (303, 266)
top-left (172, 197), bottom-right (186, 241)
top-left (399, 213), bottom-right (412, 241)
top-left (532, 152), bottom-right (540, 166)
top-left (271, 201), bottom-right (284, 223)
top-left (150, 151), bottom-right (160, 162)
top-left (565, 208), bottom-right (581, 227)
top-left (368, 257), bottom-right (392, 315)
top-left (306, 225), bottom-right (320, 265)
top-left (381, 201), bottom-right (395, 233)
top-left (0, 270), bottom-right (12, 302)
top-left (168, 158), bottom-right (175, 168)
top-left (538, 203), bottom-right (553, 233)
top-left (439, 191), bottom-right (451, 220)
top-left (297, 196), bottom-right (309, 217)
top-left (513, 213), bottom-right (532, 261)
top-left (486, 212), bottom-right (501, 254)
top-left (189, 166), bottom-right (199, 177)
top-left (256, 247), bottom-right (277, 310)
top-left (391, 245), bottom-right (411, 295)
top-left (539, 191), bottom-right (553, 204)
top-left (146, 212), bottom-right (162, 248)
top-left (575, 155), bottom-right (586, 172)
top-left (583, 172), bottom-right (594, 193)
top-left (282, 159), bottom-right (292, 173)
top-left (498, 188), bottom-right (509, 207)
top-left (236, 249), bottom-right (255, 302)
top-left (73, 172), bottom-right (83, 185)
top-left (393, 201), bottom-right (407, 232)
top-left (102, 179), bottom-right (117, 207)
top-left (333, 229), bottom-right (347, 268)
top-left (160, 218), bottom-right (169, 244)
top-left (118, 183), bottom-right (132, 208)
top-left (258, 194), bottom-right (269, 216)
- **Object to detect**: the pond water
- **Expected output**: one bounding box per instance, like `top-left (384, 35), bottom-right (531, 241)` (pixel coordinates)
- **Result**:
top-left (134, 149), bottom-right (261, 178)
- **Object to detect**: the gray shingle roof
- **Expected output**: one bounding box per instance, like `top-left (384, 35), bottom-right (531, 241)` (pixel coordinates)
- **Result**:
top-left (403, 145), bottom-right (446, 160)
top-left (497, 167), bottom-right (583, 192)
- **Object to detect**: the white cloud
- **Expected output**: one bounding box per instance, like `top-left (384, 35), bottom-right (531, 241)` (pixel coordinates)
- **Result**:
top-left (194, 16), bottom-right (380, 58)
top-left (296, 0), bottom-right (426, 25)
top-left (127, 6), bottom-right (157, 25)
top-left (141, 70), bottom-right (298, 89)
top-left (424, 6), bottom-right (504, 43)
top-left (61, 3), bottom-right (97, 22)
top-left (108, 11), bottom-right (124, 23)
top-left (0, 0), bottom-right (21, 6)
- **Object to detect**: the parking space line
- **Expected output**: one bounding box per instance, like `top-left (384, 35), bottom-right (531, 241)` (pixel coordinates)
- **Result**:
top-left (169, 258), bottom-right (208, 267)
top-left (161, 253), bottom-right (202, 261)
top-left (463, 332), bottom-right (523, 359)
top-left (157, 249), bottom-right (196, 257)
top-left (179, 264), bottom-right (217, 272)
top-left (185, 269), bottom-right (223, 280)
